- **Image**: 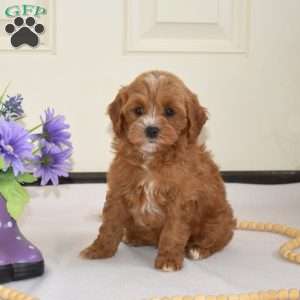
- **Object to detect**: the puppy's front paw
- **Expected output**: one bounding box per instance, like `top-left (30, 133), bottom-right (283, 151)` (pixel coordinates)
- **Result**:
top-left (155, 254), bottom-right (183, 272)
top-left (80, 243), bottom-right (115, 259)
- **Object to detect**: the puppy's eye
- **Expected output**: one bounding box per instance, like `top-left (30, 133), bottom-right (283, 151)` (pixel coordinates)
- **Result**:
top-left (134, 106), bottom-right (144, 116)
top-left (164, 107), bottom-right (175, 117)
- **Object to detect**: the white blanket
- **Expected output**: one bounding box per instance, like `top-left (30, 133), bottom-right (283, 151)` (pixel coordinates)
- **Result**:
top-left (5, 183), bottom-right (300, 300)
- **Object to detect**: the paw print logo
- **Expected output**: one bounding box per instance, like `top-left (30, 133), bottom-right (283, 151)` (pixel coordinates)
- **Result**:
top-left (5, 17), bottom-right (45, 48)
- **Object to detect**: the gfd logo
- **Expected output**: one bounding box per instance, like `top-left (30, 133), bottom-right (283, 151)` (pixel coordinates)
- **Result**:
top-left (4, 5), bottom-right (46, 48)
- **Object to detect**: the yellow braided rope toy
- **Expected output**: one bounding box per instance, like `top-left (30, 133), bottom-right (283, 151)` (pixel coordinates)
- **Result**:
top-left (0, 285), bottom-right (38, 300)
top-left (149, 220), bottom-right (300, 300)
top-left (0, 220), bottom-right (299, 300)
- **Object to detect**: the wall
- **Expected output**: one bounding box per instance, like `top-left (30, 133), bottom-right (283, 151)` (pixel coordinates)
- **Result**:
top-left (0, 0), bottom-right (299, 172)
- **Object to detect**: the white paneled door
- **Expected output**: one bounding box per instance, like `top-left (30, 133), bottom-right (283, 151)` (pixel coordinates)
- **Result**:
top-left (126, 0), bottom-right (250, 53)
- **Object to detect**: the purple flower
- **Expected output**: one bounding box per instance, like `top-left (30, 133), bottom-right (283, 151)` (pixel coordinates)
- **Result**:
top-left (33, 145), bottom-right (72, 185)
top-left (37, 108), bottom-right (72, 148)
top-left (0, 119), bottom-right (33, 176)
top-left (1, 95), bottom-right (24, 120)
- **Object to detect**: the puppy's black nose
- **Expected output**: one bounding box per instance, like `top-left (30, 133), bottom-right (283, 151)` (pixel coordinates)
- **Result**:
top-left (145, 126), bottom-right (160, 139)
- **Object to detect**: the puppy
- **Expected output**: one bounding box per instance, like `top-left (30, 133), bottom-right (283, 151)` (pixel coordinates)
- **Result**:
top-left (81, 71), bottom-right (235, 271)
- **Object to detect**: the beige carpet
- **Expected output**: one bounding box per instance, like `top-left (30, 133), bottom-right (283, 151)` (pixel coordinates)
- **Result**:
top-left (5, 183), bottom-right (300, 300)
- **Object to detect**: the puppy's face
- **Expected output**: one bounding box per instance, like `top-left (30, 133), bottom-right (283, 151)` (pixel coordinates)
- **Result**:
top-left (108, 71), bottom-right (207, 154)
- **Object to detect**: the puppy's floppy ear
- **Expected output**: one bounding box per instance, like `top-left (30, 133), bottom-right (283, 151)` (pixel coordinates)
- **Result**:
top-left (107, 87), bottom-right (127, 137)
top-left (186, 91), bottom-right (208, 143)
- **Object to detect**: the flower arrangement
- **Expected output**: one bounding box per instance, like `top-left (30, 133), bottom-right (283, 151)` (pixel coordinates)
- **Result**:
top-left (0, 85), bottom-right (72, 219)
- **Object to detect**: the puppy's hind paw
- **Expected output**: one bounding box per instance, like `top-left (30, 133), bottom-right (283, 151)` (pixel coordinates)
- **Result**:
top-left (186, 246), bottom-right (210, 260)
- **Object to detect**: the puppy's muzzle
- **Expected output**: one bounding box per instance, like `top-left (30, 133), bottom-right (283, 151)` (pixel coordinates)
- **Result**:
top-left (145, 126), bottom-right (160, 139)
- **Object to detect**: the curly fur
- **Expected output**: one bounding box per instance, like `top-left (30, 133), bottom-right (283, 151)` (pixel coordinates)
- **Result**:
top-left (81, 71), bottom-right (236, 272)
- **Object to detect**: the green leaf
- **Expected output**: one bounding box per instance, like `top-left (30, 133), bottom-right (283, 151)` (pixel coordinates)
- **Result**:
top-left (0, 156), bottom-right (4, 170)
top-left (0, 168), bottom-right (14, 180)
top-left (0, 82), bottom-right (10, 104)
top-left (17, 173), bottom-right (37, 184)
top-left (0, 176), bottom-right (29, 219)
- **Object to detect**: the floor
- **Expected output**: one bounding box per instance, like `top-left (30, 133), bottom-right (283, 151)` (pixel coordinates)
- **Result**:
top-left (5, 183), bottom-right (300, 300)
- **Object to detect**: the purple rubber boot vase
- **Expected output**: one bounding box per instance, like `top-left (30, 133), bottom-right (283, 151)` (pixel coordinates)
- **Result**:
top-left (0, 195), bottom-right (44, 283)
